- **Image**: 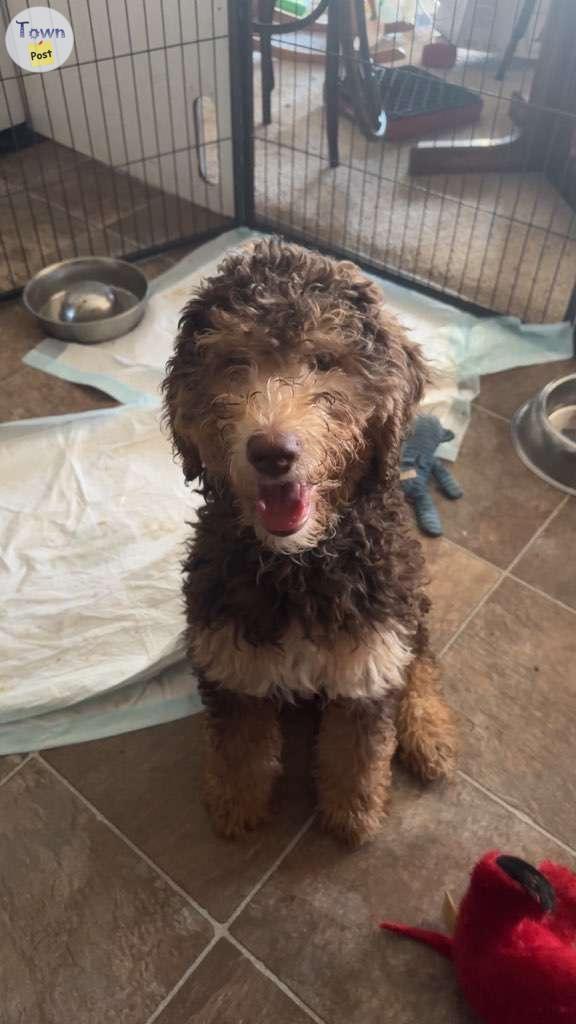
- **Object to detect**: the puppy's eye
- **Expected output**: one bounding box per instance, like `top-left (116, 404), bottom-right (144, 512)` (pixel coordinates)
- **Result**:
top-left (308, 352), bottom-right (336, 372)
top-left (223, 355), bottom-right (251, 370)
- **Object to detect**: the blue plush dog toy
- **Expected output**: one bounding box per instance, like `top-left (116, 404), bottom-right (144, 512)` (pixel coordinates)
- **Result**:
top-left (400, 414), bottom-right (463, 536)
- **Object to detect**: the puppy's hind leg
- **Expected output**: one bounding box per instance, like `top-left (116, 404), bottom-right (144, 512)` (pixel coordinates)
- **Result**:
top-left (397, 656), bottom-right (457, 783)
top-left (200, 680), bottom-right (282, 838)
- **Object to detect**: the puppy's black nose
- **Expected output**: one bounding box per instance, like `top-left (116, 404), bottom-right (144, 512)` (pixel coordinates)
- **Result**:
top-left (247, 433), bottom-right (300, 478)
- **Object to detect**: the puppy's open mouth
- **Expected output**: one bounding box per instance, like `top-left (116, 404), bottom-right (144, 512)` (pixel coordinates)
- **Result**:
top-left (256, 481), bottom-right (312, 536)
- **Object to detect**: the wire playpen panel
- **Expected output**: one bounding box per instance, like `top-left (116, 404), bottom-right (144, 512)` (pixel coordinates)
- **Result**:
top-left (0, 0), bottom-right (236, 297)
top-left (2, 0), bottom-right (576, 330)
top-left (250, 0), bottom-right (576, 325)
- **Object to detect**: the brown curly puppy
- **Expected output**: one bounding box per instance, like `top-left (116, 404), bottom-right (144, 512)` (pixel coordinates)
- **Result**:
top-left (163, 237), bottom-right (456, 846)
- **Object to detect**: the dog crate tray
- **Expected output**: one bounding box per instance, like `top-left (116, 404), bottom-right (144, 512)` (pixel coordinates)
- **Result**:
top-left (342, 65), bottom-right (482, 142)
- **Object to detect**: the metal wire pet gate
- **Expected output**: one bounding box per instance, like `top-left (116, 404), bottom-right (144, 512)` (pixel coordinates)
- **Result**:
top-left (248, 0), bottom-right (576, 326)
top-left (1, 0), bottom-right (576, 331)
top-left (0, 0), bottom-right (237, 298)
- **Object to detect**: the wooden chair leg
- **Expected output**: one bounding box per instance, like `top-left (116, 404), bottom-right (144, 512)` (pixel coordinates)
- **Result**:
top-left (325, 0), bottom-right (341, 167)
top-left (258, 0), bottom-right (276, 126)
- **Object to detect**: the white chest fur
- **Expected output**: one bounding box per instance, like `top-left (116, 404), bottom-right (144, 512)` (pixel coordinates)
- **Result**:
top-left (191, 621), bottom-right (413, 701)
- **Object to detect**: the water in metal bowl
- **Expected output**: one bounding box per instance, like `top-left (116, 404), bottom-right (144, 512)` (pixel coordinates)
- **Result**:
top-left (59, 281), bottom-right (120, 323)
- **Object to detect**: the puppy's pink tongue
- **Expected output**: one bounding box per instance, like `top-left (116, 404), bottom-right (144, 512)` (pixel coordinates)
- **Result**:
top-left (256, 482), bottom-right (311, 535)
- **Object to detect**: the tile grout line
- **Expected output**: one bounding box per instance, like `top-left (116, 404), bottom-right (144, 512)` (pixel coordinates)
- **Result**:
top-left (40, 751), bottom-right (317, 934)
top-left (507, 572), bottom-right (576, 617)
top-left (225, 813), bottom-right (317, 928)
top-left (458, 769), bottom-right (576, 860)
top-left (438, 531), bottom-right (576, 618)
top-left (142, 932), bottom-right (223, 1024)
top-left (441, 497), bottom-right (576, 864)
top-left (37, 755), bottom-right (325, 1022)
top-left (29, 190), bottom-right (139, 248)
top-left (499, 494), bottom-right (569, 579)
top-left (36, 189), bottom-right (144, 242)
top-left (504, 495), bottom-right (570, 574)
top-left (227, 932), bottom-right (329, 1024)
top-left (0, 753), bottom-right (33, 789)
top-left (439, 495), bottom-right (570, 658)
top-left (438, 572), bottom-right (503, 659)
top-left (472, 402), bottom-right (510, 423)
top-left (144, 814), bottom-right (317, 1024)
top-left (434, 533), bottom-right (502, 575)
top-left (37, 754), bottom-right (219, 930)
top-left (145, 927), bottom-right (329, 1024)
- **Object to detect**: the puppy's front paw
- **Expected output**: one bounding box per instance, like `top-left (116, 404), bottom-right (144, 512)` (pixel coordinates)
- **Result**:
top-left (401, 732), bottom-right (457, 782)
top-left (202, 772), bottom-right (271, 839)
top-left (319, 795), bottom-right (389, 847)
top-left (398, 694), bottom-right (457, 782)
top-left (398, 657), bottom-right (458, 783)
top-left (317, 700), bottom-right (395, 846)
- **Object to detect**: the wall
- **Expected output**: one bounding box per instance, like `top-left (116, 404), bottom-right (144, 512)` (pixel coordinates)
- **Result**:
top-left (4, 0), bottom-right (234, 217)
top-left (0, 9), bottom-right (26, 132)
top-left (435, 0), bottom-right (550, 58)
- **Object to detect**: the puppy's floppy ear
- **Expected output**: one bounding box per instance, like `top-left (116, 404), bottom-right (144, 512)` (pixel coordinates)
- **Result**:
top-left (371, 325), bottom-right (429, 483)
top-left (400, 336), bottom-right (429, 414)
top-left (333, 260), bottom-right (429, 484)
top-left (163, 374), bottom-right (203, 484)
top-left (162, 295), bottom-right (208, 484)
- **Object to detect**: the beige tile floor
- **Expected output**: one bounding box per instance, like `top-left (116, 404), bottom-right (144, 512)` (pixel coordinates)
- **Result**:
top-left (0, 255), bottom-right (575, 1022)
top-left (0, 139), bottom-right (226, 293)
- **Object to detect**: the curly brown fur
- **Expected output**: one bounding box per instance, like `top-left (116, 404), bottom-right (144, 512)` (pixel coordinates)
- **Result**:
top-left (397, 656), bottom-right (457, 782)
top-left (199, 678), bottom-right (282, 838)
top-left (163, 235), bottom-right (428, 517)
top-left (317, 696), bottom-right (399, 846)
top-left (163, 236), bottom-right (456, 842)
top-left (184, 482), bottom-right (427, 648)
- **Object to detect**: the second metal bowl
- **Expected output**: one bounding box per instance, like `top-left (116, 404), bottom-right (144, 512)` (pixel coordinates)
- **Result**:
top-left (23, 256), bottom-right (149, 343)
top-left (512, 373), bottom-right (576, 495)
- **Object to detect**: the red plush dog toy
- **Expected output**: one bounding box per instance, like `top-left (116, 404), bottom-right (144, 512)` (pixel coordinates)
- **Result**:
top-left (380, 851), bottom-right (576, 1023)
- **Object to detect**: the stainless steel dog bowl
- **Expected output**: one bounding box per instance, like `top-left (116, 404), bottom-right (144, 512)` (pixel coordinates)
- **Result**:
top-left (23, 257), bottom-right (148, 343)
top-left (512, 373), bottom-right (576, 495)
